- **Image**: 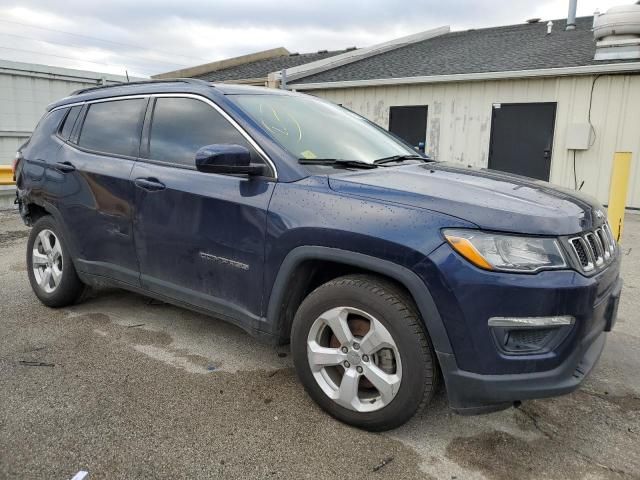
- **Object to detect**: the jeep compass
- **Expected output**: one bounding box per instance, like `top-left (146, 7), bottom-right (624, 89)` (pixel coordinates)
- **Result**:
top-left (14, 79), bottom-right (622, 431)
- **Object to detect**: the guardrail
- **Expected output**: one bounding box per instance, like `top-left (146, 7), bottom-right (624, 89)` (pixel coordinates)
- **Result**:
top-left (0, 165), bottom-right (14, 186)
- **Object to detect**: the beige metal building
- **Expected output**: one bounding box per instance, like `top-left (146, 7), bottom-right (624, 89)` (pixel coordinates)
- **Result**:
top-left (298, 71), bottom-right (640, 209)
top-left (286, 15), bottom-right (640, 210)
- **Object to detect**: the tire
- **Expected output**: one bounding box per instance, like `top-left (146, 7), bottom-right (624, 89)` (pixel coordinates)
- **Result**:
top-left (291, 274), bottom-right (438, 431)
top-left (26, 215), bottom-right (86, 308)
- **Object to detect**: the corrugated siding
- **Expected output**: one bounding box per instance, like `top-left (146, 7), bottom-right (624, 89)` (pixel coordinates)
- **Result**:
top-left (308, 74), bottom-right (640, 209)
top-left (0, 73), bottom-right (98, 161)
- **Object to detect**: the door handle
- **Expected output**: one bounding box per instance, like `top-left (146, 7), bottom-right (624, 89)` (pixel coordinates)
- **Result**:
top-left (134, 177), bottom-right (166, 191)
top-left (54, 161), bottom-right (76, 173)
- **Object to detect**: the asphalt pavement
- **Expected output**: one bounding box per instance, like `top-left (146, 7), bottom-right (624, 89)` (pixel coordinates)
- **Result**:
top-left (1, 209), bottom-right (638, 480)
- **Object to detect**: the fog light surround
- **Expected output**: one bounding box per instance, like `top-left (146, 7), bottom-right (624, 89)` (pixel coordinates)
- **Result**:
top-left (488, 316), bottom-right (575, 355)
top-left (488, 316), bottom-right (575, 328)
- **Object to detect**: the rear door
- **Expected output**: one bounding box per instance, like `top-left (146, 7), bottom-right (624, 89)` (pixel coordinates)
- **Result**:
top-left (131, 95), bottom-right (275, 324)
top-left (54, 97), bottom-right (147, 285)
top-left (488, 102), bottom-right (557, 181)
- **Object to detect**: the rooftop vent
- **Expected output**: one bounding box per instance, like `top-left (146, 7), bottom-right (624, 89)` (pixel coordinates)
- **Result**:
top-left (317, 49), bottom-right (329, 54)
top-left (289, 52), bottom-right (300, 56)
top-left (346, 46), bottom-right (357, 51)
top-left (566, 0), bottom-right (577, 30)
top-left (526, 18), bottom-right (541, 24)
top-left (594, 3), bottom-right (640, 60)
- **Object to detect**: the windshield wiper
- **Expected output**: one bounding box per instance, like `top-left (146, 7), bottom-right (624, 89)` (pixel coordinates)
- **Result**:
top-left (298, 158), bottom-right (378, 169)
top-left (373, 154), bottom-right (433, 165)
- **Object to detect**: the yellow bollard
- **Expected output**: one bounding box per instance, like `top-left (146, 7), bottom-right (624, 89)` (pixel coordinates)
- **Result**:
top-left (0, 165), bottom-right (14, 186)
top-left (607, 152), bottom-right (632, 242)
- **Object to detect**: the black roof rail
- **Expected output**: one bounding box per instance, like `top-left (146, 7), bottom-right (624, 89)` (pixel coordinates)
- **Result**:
top-left (71, 78), bottom-right (211, 96)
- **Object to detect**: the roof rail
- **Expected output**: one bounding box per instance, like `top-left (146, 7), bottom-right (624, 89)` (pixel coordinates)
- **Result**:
top-left (71, 78), bottom-right (211, 96)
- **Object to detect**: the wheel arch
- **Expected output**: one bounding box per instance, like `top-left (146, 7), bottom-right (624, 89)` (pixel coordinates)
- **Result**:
top-left (266, 246), bottom-right (453, 355)
top-left (20, 198), bottom-right (81, 261)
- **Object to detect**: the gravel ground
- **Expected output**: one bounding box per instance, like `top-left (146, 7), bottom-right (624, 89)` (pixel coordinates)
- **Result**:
top-left (0, 209), bottom-right (638, 480)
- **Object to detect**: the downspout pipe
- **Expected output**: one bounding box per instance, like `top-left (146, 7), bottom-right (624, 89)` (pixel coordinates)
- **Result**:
top-left (567, 0), bottom-right (577, 30)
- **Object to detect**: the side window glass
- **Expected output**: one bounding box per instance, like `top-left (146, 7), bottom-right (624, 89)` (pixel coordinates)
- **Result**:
top-left (78, 99), bottom-right (146, 157)
top-left (59, 106), bottom-right (82, 140)
top-left (148, 97), bottom-right (263, 168)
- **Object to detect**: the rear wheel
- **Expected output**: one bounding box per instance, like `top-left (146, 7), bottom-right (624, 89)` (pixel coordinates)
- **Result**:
top-left (291, 274), bottom-right (438, 431)
top-left (26, 216), bottom-right (86, 307)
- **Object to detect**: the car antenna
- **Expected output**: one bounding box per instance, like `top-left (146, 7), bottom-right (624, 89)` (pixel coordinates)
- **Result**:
top-left (125, 70), bottom-right (130, 83)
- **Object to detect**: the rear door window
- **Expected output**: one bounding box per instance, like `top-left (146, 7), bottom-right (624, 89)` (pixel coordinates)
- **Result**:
top-left (147, 97), bottom-right (263, 168)
top-left (78, 99), bottom-right (146, 157)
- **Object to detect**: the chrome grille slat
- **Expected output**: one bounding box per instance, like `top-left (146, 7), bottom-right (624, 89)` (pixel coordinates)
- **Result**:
top-left (585, 233), bottom-right (603, 266)
top-left (595, 228), bottom-right (610, 260)
top-left (569, 237), bottom-right (594, 272)
top-left (567, 223), bottom-right (617, 274)
top-left (602, 224), bottom-right (616, 253)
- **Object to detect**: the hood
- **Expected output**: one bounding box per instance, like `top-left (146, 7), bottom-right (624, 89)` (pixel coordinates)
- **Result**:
top-left (328, 163), bottom-right (604, 236)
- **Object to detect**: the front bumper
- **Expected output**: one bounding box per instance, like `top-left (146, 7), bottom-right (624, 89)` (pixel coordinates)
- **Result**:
top-left (439, 328), bottom-right (607, 414)
top-left (422, 242), bottom-right (622, 413)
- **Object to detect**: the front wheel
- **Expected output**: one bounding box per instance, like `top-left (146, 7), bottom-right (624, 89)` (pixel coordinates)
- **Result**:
top-left (291, 274), bottom-right (438, 431)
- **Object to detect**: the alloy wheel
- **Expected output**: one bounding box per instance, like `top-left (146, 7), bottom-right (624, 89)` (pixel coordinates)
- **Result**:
top-left (306, 306), bottom-right (402, 412)
top-left (32, 229), bottom-right (63, 294)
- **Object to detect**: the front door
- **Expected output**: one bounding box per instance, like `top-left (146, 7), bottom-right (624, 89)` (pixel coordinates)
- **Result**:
top-left (488, 102), bottom-right (557, 181)
top-left (132, 95), bottom-right (275, 325)
top-left (388, 106), bottom-right (428, 150)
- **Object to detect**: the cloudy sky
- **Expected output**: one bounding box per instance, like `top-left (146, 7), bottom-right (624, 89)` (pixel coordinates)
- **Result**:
top-left (0, 0), bottom-right (629, 78)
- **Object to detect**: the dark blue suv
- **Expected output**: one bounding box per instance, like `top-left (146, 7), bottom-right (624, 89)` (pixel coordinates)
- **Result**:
top-left (15, 79), bottom-right (622, 431)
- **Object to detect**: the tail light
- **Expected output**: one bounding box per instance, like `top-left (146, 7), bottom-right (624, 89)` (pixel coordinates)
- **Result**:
top-left (12, 151), bottom-right (22, 180)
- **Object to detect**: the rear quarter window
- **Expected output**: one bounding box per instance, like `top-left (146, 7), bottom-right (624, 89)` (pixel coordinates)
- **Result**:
top-left (78, 98), bottom-right (146, 157)
top-left (59, 105), bottom-right (83, 140)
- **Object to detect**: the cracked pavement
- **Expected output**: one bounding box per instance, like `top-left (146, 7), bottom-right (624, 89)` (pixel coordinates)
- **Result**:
top-left (0, 209), bottom-right (639, 479)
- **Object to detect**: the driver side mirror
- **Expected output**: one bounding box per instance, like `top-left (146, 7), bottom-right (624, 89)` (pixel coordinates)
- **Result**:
top-left (195, 144), bottom-right (266, 176)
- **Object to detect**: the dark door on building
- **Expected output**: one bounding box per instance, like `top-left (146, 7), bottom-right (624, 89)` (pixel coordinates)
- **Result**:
top-left (389, 106), bottom-right (428, 149)
top-left (488, 102), bottom-right (557, 181)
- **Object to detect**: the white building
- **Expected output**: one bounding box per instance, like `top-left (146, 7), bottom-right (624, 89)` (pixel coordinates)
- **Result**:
top-left (0, 59), bottom-right (130, 164)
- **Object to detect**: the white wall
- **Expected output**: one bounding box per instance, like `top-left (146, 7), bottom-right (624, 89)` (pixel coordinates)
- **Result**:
top-left (0, 60), bottom-right (131, 162)
top-left (308, 74), bottom-right (640, 209)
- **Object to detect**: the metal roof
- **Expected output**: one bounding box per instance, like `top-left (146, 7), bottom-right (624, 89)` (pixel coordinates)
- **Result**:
top-left (292, 17), bottom-right (637, 85)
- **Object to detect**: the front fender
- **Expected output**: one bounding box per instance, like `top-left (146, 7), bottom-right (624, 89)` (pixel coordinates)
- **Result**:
top-left (265, 246), bottom-right (454, 354)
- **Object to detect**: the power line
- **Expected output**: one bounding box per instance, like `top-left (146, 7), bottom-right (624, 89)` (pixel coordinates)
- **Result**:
top-left (0, 45), bottom-right (152, 76)
top-left (0, 32), bottom-right (191, 69)
top-left (0, 18), bottom-right (211, 64)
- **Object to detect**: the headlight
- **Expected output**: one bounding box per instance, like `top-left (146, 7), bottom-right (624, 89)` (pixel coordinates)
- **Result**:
top-left (443, 229), bottom-right (566, 272)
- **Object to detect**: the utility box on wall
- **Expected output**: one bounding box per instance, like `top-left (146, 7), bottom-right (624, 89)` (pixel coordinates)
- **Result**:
top-left (566, 123), bottom-right (593, 150)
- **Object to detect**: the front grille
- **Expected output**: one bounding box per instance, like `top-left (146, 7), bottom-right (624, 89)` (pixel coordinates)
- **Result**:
top-left (568, 223), bottom-right (617, 274)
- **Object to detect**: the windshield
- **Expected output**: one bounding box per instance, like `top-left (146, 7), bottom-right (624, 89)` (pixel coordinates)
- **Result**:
top-left (232, 94), bottom-right (419, 164)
